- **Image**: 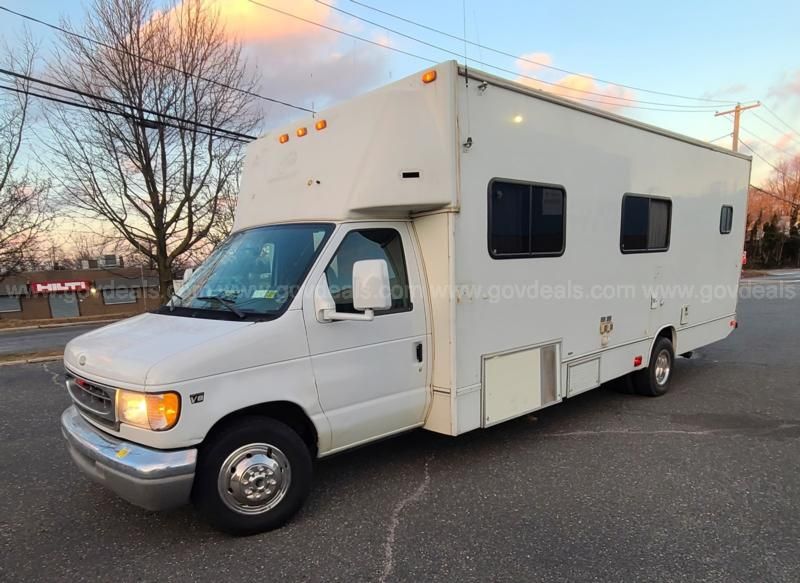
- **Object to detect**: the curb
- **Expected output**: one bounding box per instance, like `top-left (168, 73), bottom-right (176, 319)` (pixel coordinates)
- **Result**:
top-left (0, 318), bottom-right (121, 334)
top-left (0, 354), bottom-right (63, 367)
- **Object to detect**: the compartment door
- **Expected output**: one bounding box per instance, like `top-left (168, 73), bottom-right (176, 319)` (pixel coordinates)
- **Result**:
top-left (482, 343), bottom-right (560, 427)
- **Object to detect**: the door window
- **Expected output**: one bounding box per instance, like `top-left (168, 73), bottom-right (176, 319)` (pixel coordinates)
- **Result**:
top-left (325, 228), bottom-right (411, 314)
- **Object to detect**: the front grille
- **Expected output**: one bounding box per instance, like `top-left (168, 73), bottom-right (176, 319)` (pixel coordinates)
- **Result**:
top-left (66, 373), bottom-right (117, 428)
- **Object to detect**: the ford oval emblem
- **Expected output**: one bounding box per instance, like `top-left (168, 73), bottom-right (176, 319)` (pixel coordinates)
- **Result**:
top-left (78, 354), bottom-right (87, 366)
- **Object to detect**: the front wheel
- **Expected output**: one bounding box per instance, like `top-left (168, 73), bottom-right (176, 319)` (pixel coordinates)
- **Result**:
top-left (632, 336), bottom-right (675, 397)
top-left (192, 417), bottom-right (312, 535)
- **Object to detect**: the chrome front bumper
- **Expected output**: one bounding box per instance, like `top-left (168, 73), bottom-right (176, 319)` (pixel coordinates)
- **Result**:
top-left (61, 406), bottom-right (197, 511)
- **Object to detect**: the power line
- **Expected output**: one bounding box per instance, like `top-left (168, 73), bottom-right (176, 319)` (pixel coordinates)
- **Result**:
top-left (0, 83), bottom-right (252, 143)
top-left (0, 68), bottom-right (257, 141)
top-left (762, 103), bottom-right (800, 138)
top-left (738, 139), bottom-right (784, 174)
top-left (311, 0), bottom-right (724, 109)
top-left (250, 0), bottom-right (720, 113)
top-left (708, 132), bottom-right (732, 144)
top-left (751, 110), bottom-right (800, 148)
top-left (0, 4), bottom-right (314, 114)
top-left (749, 184), bottom-right (799, 208)
top-left (346, 0), bottom-right (741, 106)
top-left (733, 119), bottom-right (795, 156)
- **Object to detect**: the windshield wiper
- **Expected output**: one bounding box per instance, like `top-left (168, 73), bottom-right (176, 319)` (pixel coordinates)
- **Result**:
top-left (196, 295), bottom-right (246, 318)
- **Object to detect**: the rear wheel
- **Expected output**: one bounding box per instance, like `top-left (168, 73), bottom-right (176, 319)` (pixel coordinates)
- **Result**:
top-left (193, 417), bottom-right (312, 535)
top-left (632, 336), bottom-right (674, 397)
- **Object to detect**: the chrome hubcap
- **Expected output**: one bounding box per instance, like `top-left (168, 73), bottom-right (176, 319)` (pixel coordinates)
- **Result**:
top-left (218, 443), bottom-right (291, 515)
top-left (654, 350), bottom-right (671, 385)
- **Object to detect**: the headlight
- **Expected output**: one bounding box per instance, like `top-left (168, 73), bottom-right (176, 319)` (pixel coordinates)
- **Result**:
top-left (116, 390), bottom-right (181, 431)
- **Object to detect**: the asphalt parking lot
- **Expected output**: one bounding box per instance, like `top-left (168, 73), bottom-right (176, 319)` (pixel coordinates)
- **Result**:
top-left (1, 277), bottom-right (798, 582)
top-left (0, 323), bottom-right (104, 356)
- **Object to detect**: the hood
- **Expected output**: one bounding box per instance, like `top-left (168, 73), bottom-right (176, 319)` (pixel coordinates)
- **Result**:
top-left (64, 313), bottom-right (251, 386)
top-left (64, 311), bottom-right (311, 388)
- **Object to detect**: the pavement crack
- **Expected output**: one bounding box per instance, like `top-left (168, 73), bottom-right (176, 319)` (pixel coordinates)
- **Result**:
top-left (379, 454), bottom-right (433, 583)
top-left (41, 362), bottom-right (62, 390)
top-left (540, 428), bottom-right (727, 437)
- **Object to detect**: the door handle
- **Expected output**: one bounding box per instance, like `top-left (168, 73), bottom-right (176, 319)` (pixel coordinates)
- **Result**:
top-left (414, 342), bottom-right (423, 363)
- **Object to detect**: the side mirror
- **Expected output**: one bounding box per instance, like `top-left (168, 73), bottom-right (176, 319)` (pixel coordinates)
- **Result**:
top-left (313, 259), bottom-right (391, 323)
top-left (352, 259), bottom-right (392, 311)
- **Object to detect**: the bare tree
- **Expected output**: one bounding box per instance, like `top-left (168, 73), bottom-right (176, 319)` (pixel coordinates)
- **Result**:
top-left (746, 156), bottom-right (800, 266)
top-left (47, 231), bottom-right (129, 270)
top-left (206, 159), bottom-right (240, 248)
top-left (764, 156), bottom-right (800, 226)
top-left (0, 35), bottom-right (50, 277)
top-left (47, 0), bottom-right (259, 302)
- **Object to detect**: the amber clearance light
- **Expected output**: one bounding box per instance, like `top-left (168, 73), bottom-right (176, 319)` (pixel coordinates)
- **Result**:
top-left (315, 119), bottom-right (327, 131)
top-left (421, 70), bottom-right (437, 84)
top-left (278, 133), bottom-right (289, 144)
top-left (296, 127), bottom-right (308, 137)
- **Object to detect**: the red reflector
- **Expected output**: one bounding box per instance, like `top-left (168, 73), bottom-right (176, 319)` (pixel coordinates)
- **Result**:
top-left (633, 355), bottom-right (643, 367)
top-left (730, 320), bottom-right (737, 328)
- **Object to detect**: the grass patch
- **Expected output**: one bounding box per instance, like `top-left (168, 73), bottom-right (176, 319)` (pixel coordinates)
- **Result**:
top-left (0, 349), bottom-right (63, 364)
top-left (0, 313), bottom-right (130, 330)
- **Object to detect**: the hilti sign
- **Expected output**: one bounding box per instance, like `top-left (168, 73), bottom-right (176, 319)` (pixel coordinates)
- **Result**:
top-left (31, 281), bottom-right (91, 294)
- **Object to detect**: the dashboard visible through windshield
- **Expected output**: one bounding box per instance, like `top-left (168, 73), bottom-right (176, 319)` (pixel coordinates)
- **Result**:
top-left (161, 223), bottom-right (333, 321)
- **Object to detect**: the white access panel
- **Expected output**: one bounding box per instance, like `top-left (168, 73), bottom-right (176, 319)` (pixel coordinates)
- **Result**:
top-left (566, 358), bottom-right (601, 397)
top-left (482, 343), bottom-right (559, 427)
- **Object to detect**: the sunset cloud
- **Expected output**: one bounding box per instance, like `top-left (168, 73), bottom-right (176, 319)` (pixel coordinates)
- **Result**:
top-left (169, 0), bottom-right (390, 124)
top-left (775, 132), bottom-right (796, 152)
top-left (513, 50), bottom-right (636, 113)
top-left (702, 83), bottom-right (748, 101)
top-left (515, 60), bottom-right (636, 113)
top-left (515, 52), bottom-right (554, 73)
top-left (769, 70), bottom-right (800, 102)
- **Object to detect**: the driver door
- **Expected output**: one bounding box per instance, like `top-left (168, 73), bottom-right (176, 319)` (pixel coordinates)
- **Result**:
top-left (302, 223), bottom-right (429, 452)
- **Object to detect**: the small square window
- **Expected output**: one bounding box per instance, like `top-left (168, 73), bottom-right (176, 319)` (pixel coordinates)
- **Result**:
top-left (621, 194), bottom-right (672, 253)
top-left (720, 205), bottom-right (733, 234)
top-left (489, 180), bottom-right (566, 258)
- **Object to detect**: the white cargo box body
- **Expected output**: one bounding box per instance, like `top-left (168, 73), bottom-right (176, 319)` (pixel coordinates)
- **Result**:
top-left (235, 67), bottom-right (458, 225)
top-left (237, 61), bottom-right (750, 437)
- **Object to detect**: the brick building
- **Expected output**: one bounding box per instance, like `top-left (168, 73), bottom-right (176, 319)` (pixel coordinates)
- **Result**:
top-left (0, 267), bottom-right (160, 321)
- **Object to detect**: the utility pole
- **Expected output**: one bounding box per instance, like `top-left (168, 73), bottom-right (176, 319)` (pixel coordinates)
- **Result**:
top-left (715, 102), bottom-right (761, 152)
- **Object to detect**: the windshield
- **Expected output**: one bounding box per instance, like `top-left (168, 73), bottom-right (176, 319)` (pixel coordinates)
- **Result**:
top-left (164, 223), bottom-right (333, 320)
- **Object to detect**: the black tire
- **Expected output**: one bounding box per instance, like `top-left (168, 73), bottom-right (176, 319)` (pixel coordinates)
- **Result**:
top-left (632, 336), bottom-right (675, 397)
top-left (192, 416), bottom-right (312, 536)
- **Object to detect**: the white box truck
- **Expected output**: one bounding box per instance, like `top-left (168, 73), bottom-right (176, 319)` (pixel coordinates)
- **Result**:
top-left (60, 61), bottom-right (750, 534)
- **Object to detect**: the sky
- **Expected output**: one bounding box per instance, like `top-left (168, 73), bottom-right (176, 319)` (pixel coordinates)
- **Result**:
top-left (2, 0), bottom-right (800, 187)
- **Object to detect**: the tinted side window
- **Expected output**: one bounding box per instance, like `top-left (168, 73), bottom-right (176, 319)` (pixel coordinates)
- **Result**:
top-left (533, 187), bottom-right (565, 253)
top-left (720, 205), bottom-right (733, 234)
top-left (621, 195), bottom-right (649, 251)
top-left (648, 199), bottom-right (671, 249)
top-left (490, 181), bottom-right (530, 256)
top-left (621, 195), bottom-right (671, 253)
top-left (325, 228), bottom-right (411, 314)
top-left (489, 180), bottom-right (566, 258)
